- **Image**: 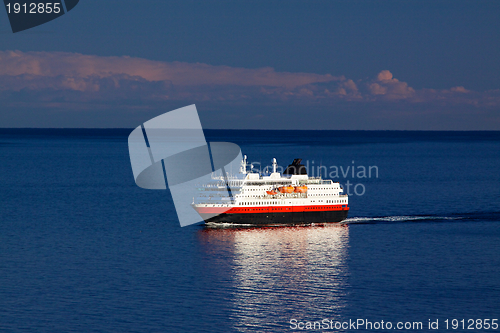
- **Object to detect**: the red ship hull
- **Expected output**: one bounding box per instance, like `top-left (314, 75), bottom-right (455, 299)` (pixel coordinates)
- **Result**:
top-left (195, 205), bottom-right (349, 225)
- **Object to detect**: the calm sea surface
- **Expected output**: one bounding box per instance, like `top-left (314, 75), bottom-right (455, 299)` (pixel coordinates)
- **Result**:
top-left (0, 129), bottom-right (499, 332)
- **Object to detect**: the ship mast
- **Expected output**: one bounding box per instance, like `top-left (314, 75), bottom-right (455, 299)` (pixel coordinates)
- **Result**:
top-left (240, 155), bottom-right (248, 174)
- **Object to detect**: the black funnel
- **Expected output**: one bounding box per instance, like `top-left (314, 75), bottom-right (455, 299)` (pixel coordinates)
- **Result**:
top-left (283, 158), bottom-right (307, 175)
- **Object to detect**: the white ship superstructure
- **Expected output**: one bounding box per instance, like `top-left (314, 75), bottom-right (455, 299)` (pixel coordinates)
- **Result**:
top-left (193, 156), bottom-right (349, 225)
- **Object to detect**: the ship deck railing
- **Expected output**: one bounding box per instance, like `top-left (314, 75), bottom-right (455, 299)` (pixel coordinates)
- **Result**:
top-left (262, 193), bottom-right (308, 199)
top-left (195, 203), bottom-right (233, 207)
top-left (298, 179), bottom-right (335, 185)
top-left (195, 194), bottom-right (233, 199)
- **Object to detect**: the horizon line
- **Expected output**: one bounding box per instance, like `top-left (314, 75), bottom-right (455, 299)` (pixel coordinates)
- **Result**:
top-left (0, 128), bottom-right (499, 132)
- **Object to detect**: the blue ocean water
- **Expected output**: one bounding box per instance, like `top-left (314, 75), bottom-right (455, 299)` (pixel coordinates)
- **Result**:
top-left (0, 129), bottom-right (499, 332)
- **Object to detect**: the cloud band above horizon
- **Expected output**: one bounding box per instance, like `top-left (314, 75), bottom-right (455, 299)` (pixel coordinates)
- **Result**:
top-left (0, 50), bottom-right (499, 129)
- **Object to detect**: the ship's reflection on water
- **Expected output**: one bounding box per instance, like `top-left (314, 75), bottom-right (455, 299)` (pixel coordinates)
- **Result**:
top-left (198, 224), bottom-right (350, 331)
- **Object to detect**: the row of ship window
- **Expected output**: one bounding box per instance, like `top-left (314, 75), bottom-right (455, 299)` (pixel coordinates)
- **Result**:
top-left (243, 193), bottom-right (338, 198)
top-left (238, 200), bottom-right (345, 205)
top-left (304, 206), bottom-right (339, 210)
top-left (242, 192), bottom-right (336, 195)
top-left (237, 206), bottom-right (342, 212)
top-left (240, 193), bottom-right (335, 196)
top-left (238, 187), bottom-right (338, 190)
top-left (239, 201), bottom-right (277, 206)
top-left (243, 187), bottom-right (336, 191)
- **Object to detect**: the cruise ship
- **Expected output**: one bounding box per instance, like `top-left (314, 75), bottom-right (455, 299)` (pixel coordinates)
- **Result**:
top-left (192, 156), bottom-right (349, 225)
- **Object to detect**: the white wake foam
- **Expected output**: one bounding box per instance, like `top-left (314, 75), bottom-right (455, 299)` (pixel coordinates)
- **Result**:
top-left (342, 215), bottom-right (462, 224)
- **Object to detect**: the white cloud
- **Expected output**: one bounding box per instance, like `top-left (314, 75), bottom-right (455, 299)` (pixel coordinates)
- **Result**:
top-left (0, 51), bottom-right (498, 108)
top-left (0, 50), bottom-right (339, 89)
top-left (368, 70), bottom-right (415, 100)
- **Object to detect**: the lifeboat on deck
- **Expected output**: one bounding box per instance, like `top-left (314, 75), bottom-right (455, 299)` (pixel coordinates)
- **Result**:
top-left (266, 190), bottom-right (278, 195)
top-left (294, 185), bottom-right (308, 193)
top-left (278, 186), bottom-right (294, 193)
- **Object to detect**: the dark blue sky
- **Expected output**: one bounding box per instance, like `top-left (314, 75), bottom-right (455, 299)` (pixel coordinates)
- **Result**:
top-left (1, 0), bottom-right (499, 129)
